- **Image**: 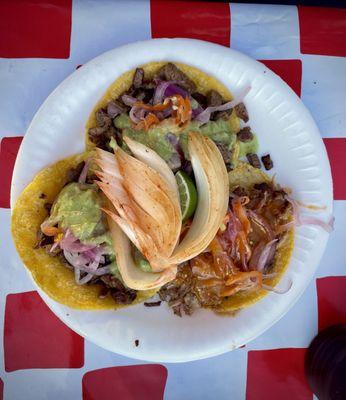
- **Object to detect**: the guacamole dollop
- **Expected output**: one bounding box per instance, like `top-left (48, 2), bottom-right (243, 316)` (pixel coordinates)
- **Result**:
top-left (238, 134), bottom-right (259, 158)
top-left (114, 114), bottom-right (237, 161)
top-left (47, 183), bottom-right (106, 241)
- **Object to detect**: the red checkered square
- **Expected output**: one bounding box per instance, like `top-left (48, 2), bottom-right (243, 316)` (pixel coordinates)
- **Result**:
top-left (298, 6), bottom-right (346, 57)
top-left (0, 0), bottom-right (72, 58)
top-left (323, 138), bottom-right (346, 200)
top-left (0, 378), bottom-right (3, 400)
top-left (4, 291), bottom-right (84, 372)
top-left (150, 0), bottom-right (230, 46)
top-left (82, 365), bottom-right (167, 400)
top-left (246, 348), bottom-right (312, 400)
top-left (316, 276), bottom-right (346, 331)
top-left (260, 60), bottom-right (302, 97)
top-left (0, 137), bottom-right (23, 208)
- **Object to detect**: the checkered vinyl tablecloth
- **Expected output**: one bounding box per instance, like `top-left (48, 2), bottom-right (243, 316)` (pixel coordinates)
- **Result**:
top-left (0, 1), bottom-right (345, 399)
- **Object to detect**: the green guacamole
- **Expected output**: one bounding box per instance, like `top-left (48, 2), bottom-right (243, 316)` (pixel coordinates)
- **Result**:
top-left (47, 183), bottom-right (106, 241)
top-left (238, 134), bottom-right (259, 158)
top-left (114, 114), bottom-right (238, 161)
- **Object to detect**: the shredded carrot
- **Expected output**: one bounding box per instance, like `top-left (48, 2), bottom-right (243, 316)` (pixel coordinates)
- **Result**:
top-left (171, 95), bottom-right (191, 126)
top-left (134, 101), bottom-right (170, 111)
top-left (220, 271), bottom-right (262, 296)
top-left (225, 271), bottom-right (262, 286)
top-left (134, 113), bottom-right (160, 131)
top-left (41, 225), bottom-right (61, 237)
top-left (233, 197), bottom-right (251, 235)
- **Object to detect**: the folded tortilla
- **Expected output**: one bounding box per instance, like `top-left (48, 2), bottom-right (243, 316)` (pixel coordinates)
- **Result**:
top-left (216, 162), bottom-right (294, 313)
top-left (11, 152), bottom-right (156, 310)
top-left (85, 61), bottom-right (240, 148)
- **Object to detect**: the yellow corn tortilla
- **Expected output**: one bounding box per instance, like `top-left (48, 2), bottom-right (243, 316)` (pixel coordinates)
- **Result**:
top-left (216, 162), bottom-right (294, 313)
top-left (85, 61), bottom-right (240, 148)
top-left (11, 152), bottom-right (156, 310)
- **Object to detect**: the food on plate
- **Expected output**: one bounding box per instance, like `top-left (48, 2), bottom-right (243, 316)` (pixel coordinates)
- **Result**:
top-left (95, 132), bottom-right (229, 289)
top-left (12, 62), bottom-right (333, 316)
top-left (158, 162), bottom-right (295, 315)
top-left (11, 152), bottom-right (157, 309)
top-left (86, 61), bottom-right (258, 172)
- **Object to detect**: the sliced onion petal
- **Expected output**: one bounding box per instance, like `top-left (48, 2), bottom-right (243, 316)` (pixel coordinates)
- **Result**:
top-left (95, 147), bottom-right (181, 272)
top-left (170, 133), bottom-right (229, 264)
top-left (107, 215), bottom-right (177, 290)
top-left (123, 136), bottom-right (180, 200)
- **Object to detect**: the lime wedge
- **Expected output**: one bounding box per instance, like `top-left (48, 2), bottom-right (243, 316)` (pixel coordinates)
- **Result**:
top-left (175, 171), bottom-right (198, 221)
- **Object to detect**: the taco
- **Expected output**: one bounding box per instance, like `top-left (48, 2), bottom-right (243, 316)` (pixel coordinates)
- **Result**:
top-left (11, 152), bottom-right (158, 310)
top-left (158, 162), bottom-right (295, 315)
top-left (86, 61), bottom-right (257, 172)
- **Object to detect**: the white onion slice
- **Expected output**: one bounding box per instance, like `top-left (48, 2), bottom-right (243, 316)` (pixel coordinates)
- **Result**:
top-left (169, 133), bottom-right (229, 264)
top-left (107, 215), bottom-right (177, 290)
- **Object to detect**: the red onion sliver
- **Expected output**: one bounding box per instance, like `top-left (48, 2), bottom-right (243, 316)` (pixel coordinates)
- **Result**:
top-left (286, 196), bottom-right (334, 233)
top-left (195, 86), bottom-right (251, 124)
top-left (49, 241), bottom-right (60, 253)
top-left (257, 239), bottom-right (278, 272)
top-left (164, 84), bottom-right (188, 99)
top-left (300, 215), bottom-right (335, 233)
top-left (121, 94), bottom-right (137, 106)
top-left (153, 80), bottom-right (176, 104)
top-left (129, 106), bottom-right (146, 124)
top-left (78, 158), bottom-right (92, 184)
top-left (262, 280), bottom-right (292, 294)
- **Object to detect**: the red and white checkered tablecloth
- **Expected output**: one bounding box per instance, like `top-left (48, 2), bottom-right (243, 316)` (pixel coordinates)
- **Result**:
top-left (0, 1), bottom-right (345, 399)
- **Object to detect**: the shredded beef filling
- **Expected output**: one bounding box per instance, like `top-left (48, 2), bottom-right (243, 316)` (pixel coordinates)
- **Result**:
top-left (160, 182), bottom-right (291, 316)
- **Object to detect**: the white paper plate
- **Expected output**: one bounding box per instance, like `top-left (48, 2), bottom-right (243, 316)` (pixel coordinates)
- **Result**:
top-left (11, 39), bottom-right (333, 363)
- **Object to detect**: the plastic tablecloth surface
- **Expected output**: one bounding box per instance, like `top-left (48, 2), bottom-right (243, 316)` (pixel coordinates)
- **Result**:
top-left (1, 1), bottom-right (346, 399)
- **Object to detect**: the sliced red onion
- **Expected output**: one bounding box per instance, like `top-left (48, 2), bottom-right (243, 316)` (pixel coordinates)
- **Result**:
top-left (257, 239), bottom-right (278, 272)
top-left (153, 81), bottom-right (174, 105)
top-left (60, 234), bottom-right (96, 253)
top-left (107, 102), bottom-right (122, 118)
top-left (262, 280), bottom-right (292, 294)
top-left (299, 215), bottom-right (335, 233)
top-left (285, 196), bottom-right (334, 233)
top-left (129, 106), bottom-right (146, 124)
top-left (49, 241), bottom-right (60, 253)
top-left (74, 268), bottom-right (94, 285)
top-left (153, 81), bottom-right (177, 104)
top-left (121, 94), bottom-right (137, 106)
top-left (63, 249), bottom-right (90, 268)
top-left (78, 158), bottom-right (91, 184)
top-left (226, 213), bottom-right (242, 245)
top-left (93, 266), bottom-right (110, 275)
top-left (248, 241), bottom-right (265, 270)
top-left (164, 84), bottom-right (188, 99)
top-left (192, 103), bottom-right (204, 118)
top-left (195, 86), bottom-right (251, 124)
